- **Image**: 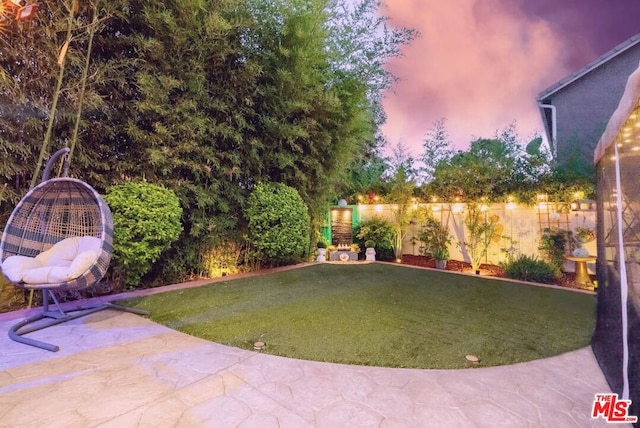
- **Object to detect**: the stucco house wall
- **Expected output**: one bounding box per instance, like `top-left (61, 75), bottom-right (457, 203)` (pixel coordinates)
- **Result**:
top-left (538, 33), bottom-right (640, 167)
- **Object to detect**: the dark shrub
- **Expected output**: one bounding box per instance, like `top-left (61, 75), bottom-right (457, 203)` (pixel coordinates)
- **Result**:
top-left (503, 255), bottom-right (561, 284)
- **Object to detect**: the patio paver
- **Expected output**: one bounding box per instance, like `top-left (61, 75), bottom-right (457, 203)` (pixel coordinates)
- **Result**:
top-left (0, 267), bottom-right (630, 427)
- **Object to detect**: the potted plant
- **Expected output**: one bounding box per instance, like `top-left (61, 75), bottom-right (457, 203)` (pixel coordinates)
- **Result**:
top-left (316, 241), bottom-right (327, 262)
top-left (433, 246), bottom-right (450, 269)
top-left (574, 226), bottom-right (595, 244)
top-left (418, 214), bottom-right (452, 268)
top-left (364, 239), bottom-right (376, 261)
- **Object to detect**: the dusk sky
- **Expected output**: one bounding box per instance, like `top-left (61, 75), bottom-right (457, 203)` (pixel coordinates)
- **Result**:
top-left (376, 0), bottom-right (640, 155)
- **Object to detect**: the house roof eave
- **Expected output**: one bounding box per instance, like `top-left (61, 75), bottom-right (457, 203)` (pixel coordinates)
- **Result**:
top-left (537, 33), bottom-right (640, 101)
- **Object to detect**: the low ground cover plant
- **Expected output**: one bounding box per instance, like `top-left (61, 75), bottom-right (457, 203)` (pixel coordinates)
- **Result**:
top-left (502, 254), bottom-right (561, 284)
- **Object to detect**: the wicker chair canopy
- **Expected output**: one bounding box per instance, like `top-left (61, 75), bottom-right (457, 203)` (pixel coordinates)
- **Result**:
top-left (0, 177), bottom-right (113, 291)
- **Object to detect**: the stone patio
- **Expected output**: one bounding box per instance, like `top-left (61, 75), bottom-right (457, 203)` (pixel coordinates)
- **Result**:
top-left (0, 268), bottom-right (630, 427)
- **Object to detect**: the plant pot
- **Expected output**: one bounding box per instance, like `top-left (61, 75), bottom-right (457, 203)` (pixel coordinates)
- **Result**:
top-left (316, 248), bottom-right (327, 262)
top-left (435, 259), bottom-right (447, 269)
top-left (365, 247), bottom-right (376, 261)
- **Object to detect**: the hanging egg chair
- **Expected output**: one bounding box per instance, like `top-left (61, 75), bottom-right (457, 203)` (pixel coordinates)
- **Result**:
top-left (0, 148), bottom-right (148, 351)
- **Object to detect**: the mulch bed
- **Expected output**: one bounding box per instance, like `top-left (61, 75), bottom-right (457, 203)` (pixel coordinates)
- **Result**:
top-left (401, 254), bottom-right (587, 290)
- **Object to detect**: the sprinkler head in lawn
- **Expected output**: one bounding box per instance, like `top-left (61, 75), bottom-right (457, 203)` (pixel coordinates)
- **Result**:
top-left (253, 341), bottom-right (266, 351)
top-left (465, 354), bottom-right (480, 364)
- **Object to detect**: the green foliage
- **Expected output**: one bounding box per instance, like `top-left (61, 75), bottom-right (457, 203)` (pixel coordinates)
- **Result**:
top-left (0, 0), bottom-right (127, 216)
top-left (525, 137), bottom-right (543, 156)
top-left (325, 0), bottom-right (418, 135)
top-left (340, 152), bottom-right (389, 202)
top-left (418, 213), bottom-right (451, 260)
top-left (355, 216), bottom-right (395, 260)
top-left (317, 241), bottom-right (327, 249)
top-left (0, 0), bottom-right (417, 281)
top-left (537, 157), bottom-right (596, 203)
top-left (356, 217), bottom-right (395, 249)
top-left (502, 255), bottom-right (561, 284)
top-left (424, 123), bottom-right (550, 202)
top-left (385, 149), bottom-right (417, 258)
top-left (105, 182), bottom-right (183, 288)
top-left (433, 247), bottom-right (450, 261)
top-left (246, 182), bottom-right (311, 266)
top-left (538, 228), bottom-right (570, 269)
top-left (420, 118), bottom-right (454, 184)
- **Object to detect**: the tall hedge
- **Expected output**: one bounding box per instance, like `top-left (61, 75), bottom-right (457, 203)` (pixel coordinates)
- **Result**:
top-left (246, 182), bottom-right (310, 266)
top-left (104, 182), bottom-right (183, 288)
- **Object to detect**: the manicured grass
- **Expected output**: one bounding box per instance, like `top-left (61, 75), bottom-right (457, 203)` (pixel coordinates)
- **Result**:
top-left (119, 263), bottom-right (596, 369)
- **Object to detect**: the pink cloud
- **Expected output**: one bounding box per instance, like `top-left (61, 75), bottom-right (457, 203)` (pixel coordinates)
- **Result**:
top-left (378, 0), bottom-right (577, 154)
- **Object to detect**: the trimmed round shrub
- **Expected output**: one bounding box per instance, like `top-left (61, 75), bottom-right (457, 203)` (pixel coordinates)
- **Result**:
top-left (105, 182), bottom-right (183, 288)
top-left (503, 255), bottom-right (561, 284)
top-left (246, 182), bottom-right (310, 266)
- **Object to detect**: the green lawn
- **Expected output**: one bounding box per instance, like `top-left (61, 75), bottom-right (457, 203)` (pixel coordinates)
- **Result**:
top-left (119, 263), bottom-right (596, 369)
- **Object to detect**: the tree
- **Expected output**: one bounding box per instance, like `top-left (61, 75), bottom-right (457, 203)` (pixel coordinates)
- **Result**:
top-left (460, 203), bottom-right (500, 272)
top-left (1, 0), bottom-right (418, 283)
top-left (325, 0), bottom-right (418, 130)
top-left (340, 151), bottom-right (390, 202)
top-left (385, 143), bottom-right (417, 259)
top-left (420, 118), bottom-right (454, 184)
top-left (537, 136), bottom-right (595, 202)
top-left (80, 0), bottom-right (262, 270)
top-left (425, 124), bottom-right (549, 202)
top-left (0, 0), bottom-right (125, 213)
top-left (324, 0), bottom-right (418, 198)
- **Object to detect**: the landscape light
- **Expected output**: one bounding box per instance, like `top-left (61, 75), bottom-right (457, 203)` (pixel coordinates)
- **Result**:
top-left (16, 2), bottom-right (37, 21)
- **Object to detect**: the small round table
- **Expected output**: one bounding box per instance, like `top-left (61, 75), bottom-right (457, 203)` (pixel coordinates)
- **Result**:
top-left (565, 256), bottom-right (597, 287)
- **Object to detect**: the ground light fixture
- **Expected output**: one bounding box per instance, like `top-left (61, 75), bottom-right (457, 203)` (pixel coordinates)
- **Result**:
top-left (16, 2), bottom-right (38, 21)
top-left (0, 0), bottom-right (38, 31)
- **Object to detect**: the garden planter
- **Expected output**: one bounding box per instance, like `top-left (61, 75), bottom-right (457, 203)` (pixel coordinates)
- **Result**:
top-left (316, 248), bottom-right (327, 262)
top-left (365, 247), bottom-right (376, 261)
top-left (435, 259), bottom-right (447, 269)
